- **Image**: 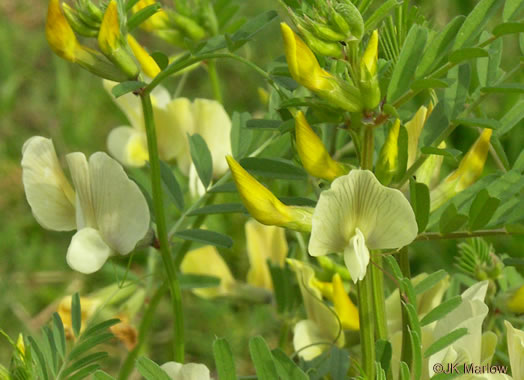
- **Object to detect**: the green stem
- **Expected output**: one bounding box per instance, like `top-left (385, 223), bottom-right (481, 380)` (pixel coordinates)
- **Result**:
top-left (362, 126), bottom-right (374, 169)
top-left (371, 255), bottom-right (387, 340)
top-left (118, 283), bottom-right (168, 380)
top-left (140, 93), bottom-right (185, 363)
top-left (357, 124), bottom-right (375, 379)
top-left (146, 52), bottom-right (272, 93)
top-left (398, 248), bottom-right (412, 367)
top-left (357, 274), bottom-right (375, 379)
top-left (207, 60), bottom-right (223, 103)
top-left (416, 228), bottom-right (519, 240)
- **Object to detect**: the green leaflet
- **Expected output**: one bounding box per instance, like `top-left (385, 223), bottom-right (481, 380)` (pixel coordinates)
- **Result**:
top-left (387, 24), bottom-right (428, 103)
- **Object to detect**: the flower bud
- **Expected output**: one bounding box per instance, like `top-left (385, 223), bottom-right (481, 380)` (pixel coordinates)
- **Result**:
top-left (376, 119), bottom-right (401, 185)
top-left (306, 18), bottom-right (347, 42)
top-left (296, 23), bottom-right (343, 58)
top-left (507, 285), bottom-right (524, 314)
top-left (127, 35), bottom-right (161, 78)
top-left (430, 129), bottom-right (492, 211)
top-left (281, 22), bottom-right (362, 112)
top-left (359, 30), bottom-right (381, 109)
top-left (61, 2), bottom-right (98, 37)
top-left (46, 0), bottom-right (80, 62)
top-left (416, 141), bottom-right (446, 189)
top-left (132, 0), bottom-right (170, 31)
top-left (332, 273), bottom-right (359, 330)
top-left (46, 0), bottom-right (128, 81)
top-left (98, 0), bottom-right (139, 79)
top-left (295, 111), bottom-right (346, 181)
top-left (333, 1), bottom-right (364, 40)
top-left (171, 12), bottom-right (207, 41)
top-left (226, 156), bottom-right (312, 232)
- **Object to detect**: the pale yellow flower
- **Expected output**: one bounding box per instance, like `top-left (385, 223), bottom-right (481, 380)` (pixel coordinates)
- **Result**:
top-left (309, 170), bottom-right (417, 282)
top-left (161, 362), bottom-right (211, 380)
top-left (294, 111), bottom-right (346, 181)
top-left (21, 137), bottom-right (150, 273)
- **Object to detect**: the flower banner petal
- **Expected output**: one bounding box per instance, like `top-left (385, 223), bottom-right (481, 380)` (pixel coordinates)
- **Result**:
top-left (21, 136), bottom-right (76, 231)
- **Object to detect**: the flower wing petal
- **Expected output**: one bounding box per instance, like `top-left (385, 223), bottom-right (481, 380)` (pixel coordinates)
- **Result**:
top-left (89, 152), bottom-right (150, 254)
top-left (66, 228), bottom-right (112, 273)
top-left (293, 320), bottom-right (330, 361)
top-left (21, 136), bottom-right (76, 231)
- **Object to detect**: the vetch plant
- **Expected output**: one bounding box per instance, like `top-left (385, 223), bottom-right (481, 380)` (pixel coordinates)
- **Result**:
top-left (4, 0), bottom-right (524, 378)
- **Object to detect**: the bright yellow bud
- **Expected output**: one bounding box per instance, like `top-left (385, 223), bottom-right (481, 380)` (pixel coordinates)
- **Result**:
top-left (16, 334), bottom-right (25, 358)
top-left (280, 22), bottom-right (333, 92)
top-left (280, 23), bottom-right (362, 112)
top-left (507, 285), bottom-right (524, 314)
top-left (98, 0), bottom-right (139, 78)
top-left (295, 111), bottom-right (346, 181)
top-left (132, 0), bottom-right (170, 31)
top-left (332, 273), bottom-right (359, 330)
top-left (376, 119), bottom-right (401, 185)
top-left (226, 156), bottom-right (312, 231)
top-left (98, 0), bottom-right (120, 53)
top-left (406, 105), bottom-right (429, 167)
top-left (359, 30), bottom-right (381, 109)
top-left (361, 30), bottom-right (378, 77)
top-left (450, 128), bottom-right (492, 192)
top-left (127, 35), bottom-right (161, 78)
top-left (431, 129), bottom-right (492, 211)
top-left (46, 0), bottom-right (79, 62)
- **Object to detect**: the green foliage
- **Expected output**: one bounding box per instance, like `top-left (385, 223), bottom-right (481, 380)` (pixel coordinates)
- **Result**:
top-left (23, 295), bottom-right (118, 380)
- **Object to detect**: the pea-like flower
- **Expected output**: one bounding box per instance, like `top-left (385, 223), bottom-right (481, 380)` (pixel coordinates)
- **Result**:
top-left (280, 22), bottom-right (362, 112)
top-left (181, 219), bottom-right (288, 298)
top-left (104, 81), bottom-right (232, 194)
top-left (309, 170), bottom-right (418, 282)
top-left (294, 111), bottom-right (346, 181)
top-left (21, 136), bottom-right (150, 274)
top-left (287, 259), bottom-right (359, 360)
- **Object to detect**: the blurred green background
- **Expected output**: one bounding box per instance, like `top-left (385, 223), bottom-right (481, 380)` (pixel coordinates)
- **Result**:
top-left (0, 0), bottom-right (523, 377)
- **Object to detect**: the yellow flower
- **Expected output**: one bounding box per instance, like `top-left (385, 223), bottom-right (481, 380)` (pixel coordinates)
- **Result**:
top-left (280, 22), bottom-right (362, 112)
top-left (505, 320), bottom-right (524, 380)
top-left (287, 259), bottom-right (345, 360)
top-left (245, 220), bottom-right (288, 290)
top-left (376, 119), bottom-right (401, 185)
top-left (98, 0), bottom-right (139, 78)
top-left (361, 30), bottom-right (378, 77)
top-left (280, 23), bottom-right (333, 92)
top-left (309, 170), bottom-right (417, 282)
top-left (57, 295), bottom-right (100, 337)
top-left (406, 105), bottom-right (430, 168)
top-left (45, 0), bottom-right (129, 81)
top-left (46, 0), bottom-right (78, 62)
top-left (430, 129), bottom-right (492, 211)
top-left (132, 0), bottom-right (170, 31)
top-left (127, 35), bottom-right (161, 78)
top-left (226, 156), bottom-right (312, 232)
top-left (180, 246), bottom-right (236, 299)
top-left (507, 285), bottom-right (524, 314)
top-left (22, 137), bottom-right (150, 273)
top-left (295, 111), bottom-right (346, 181)
top-left (332, 273), bottom-right (359, 331)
